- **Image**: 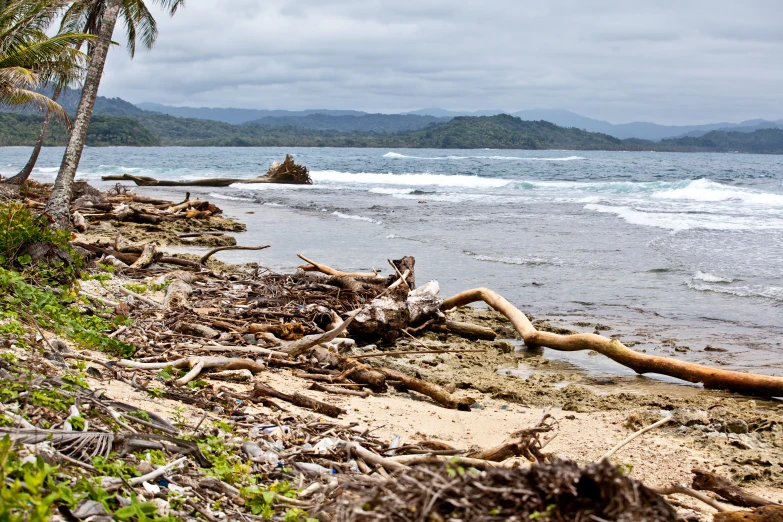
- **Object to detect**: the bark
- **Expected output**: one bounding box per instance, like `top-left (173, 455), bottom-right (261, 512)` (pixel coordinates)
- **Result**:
top-left (442, 287), bottom-right (783, 397)
top-left (692, 469), bottom-right (776, 508)
top-left (45, 0), bottom-right (123, 229)
top-left (6, 85), bottom-right (63, 184)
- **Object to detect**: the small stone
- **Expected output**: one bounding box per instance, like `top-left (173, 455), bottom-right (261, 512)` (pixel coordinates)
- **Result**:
top-left (150, 498), bottom-right (170, 517)
top-left (704, 345), bottom-right (729, 352)
top-left (136, 461), bottom-right (154, 475)
top-left (672, 408), bottom-right (710, 426)
top-left (725, 419), bottom-right (749, 434)
top-left (493, 341), bottom-right (514, 353)
top-left (675, 346), bottom-right (690, 352)
top-left (242, 334), bottom-right (257, 345)
top-left (470, 403), bottom-right (484, 410)
top-left (443, 383), bottom-right (456, 393)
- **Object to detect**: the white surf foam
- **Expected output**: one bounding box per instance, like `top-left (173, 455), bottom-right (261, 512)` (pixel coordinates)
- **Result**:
top-left (332, 211), bottom-right (381, 224)
top-left (383, 152), bottom-right (585, 161)
top-left (686, 281), bottom-right (783, 302)
top-left (470, 254), bottom-right (562, 266)
top-left (581, 203), bottom-right (780, 231)
top-left (311, 170), bottom-right (512, 189)
top-left (692, 271), bottom-right (734, 283)
top-left (208, 192), bottom-right (253, 202)
top-left (652, 178), bottom-right (783, 207)
top-left (369, 187), bottom-right (415, 195)
top-left (34, 167), bottom-right (58, 173)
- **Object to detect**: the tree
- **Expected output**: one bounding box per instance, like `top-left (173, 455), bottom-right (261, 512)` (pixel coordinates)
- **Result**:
top-left (45, 0), bottom-right (184, 228)
top-left (8, 0), bottom-right (165, 185)
top-left (0, 0), bottom-right (90, 138)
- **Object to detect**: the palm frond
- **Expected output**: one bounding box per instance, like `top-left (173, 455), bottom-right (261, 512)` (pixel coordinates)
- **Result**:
top-left (0, 428), bottom-right (116, 462)
top-left (0, 87), bottom-right (70, 125)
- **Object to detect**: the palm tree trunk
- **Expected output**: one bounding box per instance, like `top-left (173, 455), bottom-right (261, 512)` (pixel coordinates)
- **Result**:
top-left (5, 85), bottom-right (63, 185)
top-left (44, 0), bottom-right (122, 229)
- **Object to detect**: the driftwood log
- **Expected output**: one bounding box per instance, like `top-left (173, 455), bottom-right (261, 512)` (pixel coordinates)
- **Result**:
top-left (442, 287), bottom-right (783, 397)
top-left (250, 382), bottom-right (344, 418)
top-left (103, 154), bottom-right (312, 187)
top-left (378, 368), bottom-right (473, 410)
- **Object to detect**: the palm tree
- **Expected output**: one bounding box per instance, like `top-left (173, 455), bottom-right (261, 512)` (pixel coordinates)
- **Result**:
top-left (9, 0), bottom-right (164, 185)
top-left (45, 0), bottom-right (185, 228)
top-left (0, 0), bottom-right (91, 125)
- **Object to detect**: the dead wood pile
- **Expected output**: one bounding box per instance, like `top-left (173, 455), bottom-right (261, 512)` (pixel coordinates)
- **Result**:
top-left (318, 459), bottom-right (679, 522)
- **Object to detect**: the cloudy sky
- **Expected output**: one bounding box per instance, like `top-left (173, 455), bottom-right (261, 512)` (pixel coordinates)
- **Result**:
top-left (99, 0), bottom-right (783, 125)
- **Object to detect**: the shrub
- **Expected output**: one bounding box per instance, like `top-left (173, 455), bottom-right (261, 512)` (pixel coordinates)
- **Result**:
top-left (0, 202), bottom-right (81, 285)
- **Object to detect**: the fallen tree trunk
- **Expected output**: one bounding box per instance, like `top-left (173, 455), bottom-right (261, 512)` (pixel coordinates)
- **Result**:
top-left (442, 287), bottom-right (783, 397)
top-left (103, 155), bottom-right (312, 187)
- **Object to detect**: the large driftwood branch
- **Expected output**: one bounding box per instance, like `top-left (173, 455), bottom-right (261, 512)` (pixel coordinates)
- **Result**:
top-left (297, 254), bottom-right (384, 279)
top-left (199, 245), bottom-right (270, 265)
top-left (442, 288), bottom-right (783, 397)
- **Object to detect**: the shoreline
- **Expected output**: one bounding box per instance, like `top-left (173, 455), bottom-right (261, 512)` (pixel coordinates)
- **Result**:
top-left (2, 179), bottom-right (781, 520)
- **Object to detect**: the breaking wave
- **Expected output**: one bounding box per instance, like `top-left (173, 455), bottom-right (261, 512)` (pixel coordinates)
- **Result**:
top-left (311, 170), bottom-right (512, 188)
top-left (331, 211), bottom-right (381, 224)
top-left (383, 152), bottom-right (586, 161)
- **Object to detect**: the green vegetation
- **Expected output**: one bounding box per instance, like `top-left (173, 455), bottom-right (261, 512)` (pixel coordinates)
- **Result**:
top-left (5, 98), bottom-right (783, 153)
top-left (0, 202), bottom-right (132, 356)
top-left (0, 113), bottom-right (159, 146)
top-left (0, 201), bottom-right (80, 285)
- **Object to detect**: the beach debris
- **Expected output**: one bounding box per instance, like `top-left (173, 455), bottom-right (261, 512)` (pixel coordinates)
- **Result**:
top-left (4, 184), bottom-right (782, 520)
top-left (316, 459), bottom-right (679, 521)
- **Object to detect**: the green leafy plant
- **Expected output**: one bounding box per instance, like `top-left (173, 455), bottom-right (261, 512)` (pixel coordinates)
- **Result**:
top-left (0, 268), bottom-right (134, 357)
top-left (529, 504), bottom-right (558, 520)
top-left (0, 435), bottom-right (79, 521)
top-left (0, 202), bottom-right (82, 286)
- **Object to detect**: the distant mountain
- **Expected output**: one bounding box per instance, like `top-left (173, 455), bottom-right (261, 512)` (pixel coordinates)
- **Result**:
top-left (674, 120), bottom-right (783, 138)
top-left (407, 108), bottom-right (783, 141)
top-left (402, 108), bottom-right (504, 118)
top-left (136, 103), bottom-right (365, 125)
top-left (244, 113), bottom-right (450, 132)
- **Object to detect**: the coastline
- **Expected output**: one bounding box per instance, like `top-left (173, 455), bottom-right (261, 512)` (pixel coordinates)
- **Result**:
top-left (1, 178), bottom-right (781, 520)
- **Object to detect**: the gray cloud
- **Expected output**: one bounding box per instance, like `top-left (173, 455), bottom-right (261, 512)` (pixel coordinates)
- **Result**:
top-left (98, 0), bottom-right (783, 124)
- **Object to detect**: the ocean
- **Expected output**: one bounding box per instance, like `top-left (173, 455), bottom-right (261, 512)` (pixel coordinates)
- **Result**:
top-left (3, 146), bottom-right (782, 380)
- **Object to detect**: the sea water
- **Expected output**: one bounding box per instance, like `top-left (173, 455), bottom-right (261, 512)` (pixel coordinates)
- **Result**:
top-left (3, 147), bottom-right (781, 377)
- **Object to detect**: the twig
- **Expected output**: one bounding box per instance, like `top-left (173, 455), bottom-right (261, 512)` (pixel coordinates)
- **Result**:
top-left (130, 456), bottom-right (188, 485)
top-left (600, 416), bottom-right (673, 460)
top-left (118, 286), bottom-right (163, 308)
